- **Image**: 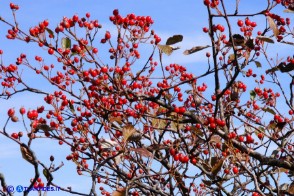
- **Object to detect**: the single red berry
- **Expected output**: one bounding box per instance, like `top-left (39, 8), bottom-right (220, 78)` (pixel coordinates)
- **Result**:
top-left (19, 107), bottom-right (26, 115)
top-left (232, 167), bottom-right (239, 174)
top-left (48, 48), bottom-right (54, 55)
top-left (7, 108), bottom-right (15, 117)
top-left (11, 133), bottom-right (18, 139)
top-left (237, 20), bottom-right (244, 27)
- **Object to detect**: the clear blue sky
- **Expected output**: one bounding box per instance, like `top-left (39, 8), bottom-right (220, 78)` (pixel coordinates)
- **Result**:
top-left (0, 1), bottom-right (292, 195)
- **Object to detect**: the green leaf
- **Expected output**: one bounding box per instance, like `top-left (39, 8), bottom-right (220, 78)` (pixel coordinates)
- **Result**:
top-left (256, 36), bottom-right (274, 43)
top-left (183, 45), bottom-right (210, 55)
top-left (166, 34), bottom-right (183, 45)
top-left (61, 37), bottom-right (71, 49)
top-left (254, 61), bottom-right (262, 68)
top-left (250, 90), bottom-right (256, 100)
top-left (262, 107), bottom-right (276, 115)
top-left (45, 28), bottom-right (55, 39)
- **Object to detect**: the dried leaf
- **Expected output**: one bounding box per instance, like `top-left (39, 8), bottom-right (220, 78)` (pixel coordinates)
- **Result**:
top-left (275, 122), bottom-right (286, 132)
top-left (284, 9), bottom-right (294, 13)
top-left (202, 180), bottom-right (212, 186)
top-left (288, 183), bottom-right (294, 194)
top-left (211, 158), bottom-right (224, 176)
top-left (100, 139), bottom-right (118, 150)
top-left (210, 135), bottom-right (221, 143)
top-left (114, 154), bottom-right (123, 165)
top-left (20, 144), bottom-right (35, 165)
top-left (280, 183), bottom-right (289, 191)
top-left (112, 188), bottom-right (126, 196)
top-left (166, 34), bottom-right (183, 45)
top-left (122, 124), bottom-right (136, 142)
top-left (229, 34), bottom-right (245, 46)
top-left (256, 36), bottom-right (274, 43)
top-left (45, 28), bottom-right (55, 39)
top-left (157, 44), bottom-right (173, 56)
top-left (170, 121), bottom-right (184, 131)
top-left (190, 126), bottom-right (204, 136)
top-left (279, 62), bottom-right (294, 73)
top-left (127, 132), bottom-right (142, 142)
top-left (245, 38), bottom-right (254, 49)
top-left (36, 124), bottom-right (53, 132)
top-left (109, 116), bottom-right (123, 125)
top-left (267, 16), bottom-right (279, 37)
top-left (130, 148), bottom-right (153, 157)
top-left (151, 118), bottom-right (167, 130)
top-left (183, 45), bottom-right (210, 55)
top-left (262, 107), bottom-right (276, 115)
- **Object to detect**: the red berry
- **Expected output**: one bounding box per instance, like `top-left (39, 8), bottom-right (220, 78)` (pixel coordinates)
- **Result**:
top-left (11, 133), bottom-right (18, 139)
top-left (237, 20), bottom-right (244, 27)
top-left (92, 48), bottom-right (98, 54)
top-left (7, 108), bottom-right (15, 117)
top-left (48, 48), bottom-right (54, 55)
top-left (105, 31), bottom-right (111, 40)
top-left (232, 167), bottom-right (239, 174)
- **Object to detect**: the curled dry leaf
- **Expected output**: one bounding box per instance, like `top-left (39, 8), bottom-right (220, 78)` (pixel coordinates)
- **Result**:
top-left (166, 34), bottom-right (183, 45)
top-left (122, 124), bottom-right (136, 142)
top-left (284, 9), bottom-right (294, 13)
top-left (130, 148), bottom-right (153, 157)
top-left (267, 16), bottom-right (279, 37)
top-left (99, 139), bottom-right (118, 150)
top-left (228, 34), bottom-right (245, 46)
top-left (211, 158), bottom-right (224, 176)
top-left (36, 124), bottom-right (54, 132)
top-left (157, 44), bottom-right (179, 56)
top-left (288, 182), bottom-right (294, 194)
top-left (127, 132), bottom-right (142, 142)
top-left (183, 45), bottom-right (210, 55)
top-left (112, 188), bottom-right (126, 196)
top-left (256, 36), bottom-right (274, 43)
top-left (20, 144), bottom-right (35, 165)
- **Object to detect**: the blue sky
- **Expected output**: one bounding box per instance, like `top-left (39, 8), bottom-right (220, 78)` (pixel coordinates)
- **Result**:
top-left (0, 1), bottom-right (293, 195)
